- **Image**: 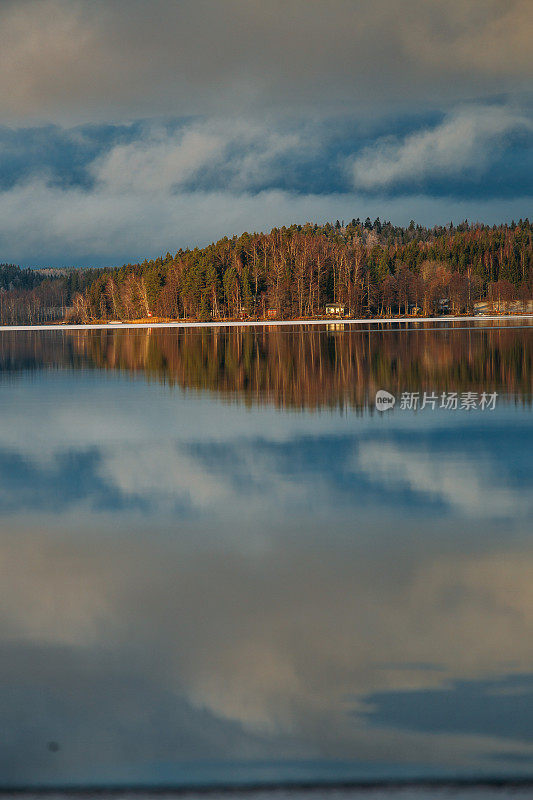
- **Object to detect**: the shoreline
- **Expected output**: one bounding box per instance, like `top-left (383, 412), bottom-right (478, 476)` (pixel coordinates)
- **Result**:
top-left (0, 313), bottom-right (532, 332)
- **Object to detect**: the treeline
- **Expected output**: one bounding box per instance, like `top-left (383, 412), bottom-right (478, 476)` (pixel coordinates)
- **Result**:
top-left (73, 218), bottom-right (533, 321)
top-left (1, 219), bottom-right (532, 324)
top-left (0, 264), bottom-right (108, 324)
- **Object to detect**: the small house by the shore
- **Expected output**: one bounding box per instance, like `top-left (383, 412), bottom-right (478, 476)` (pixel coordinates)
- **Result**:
top-left (325, 303), bottom-right (345, 317)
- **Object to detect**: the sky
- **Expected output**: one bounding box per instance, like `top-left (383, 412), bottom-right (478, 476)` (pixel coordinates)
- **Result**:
top-left (0, 0), bottom-right (532, 266)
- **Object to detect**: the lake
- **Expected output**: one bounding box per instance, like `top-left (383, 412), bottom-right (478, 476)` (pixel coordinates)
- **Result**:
top-left (0, 320), bottom-right (532, 797)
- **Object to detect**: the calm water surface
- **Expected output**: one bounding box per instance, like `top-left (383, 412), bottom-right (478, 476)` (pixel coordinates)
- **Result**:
top-left (0, 321), bottom-right (532, 794)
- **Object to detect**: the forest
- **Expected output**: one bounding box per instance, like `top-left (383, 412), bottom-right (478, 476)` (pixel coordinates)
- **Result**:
top-left (0, 264), bottom-right (107, 324)
top-left (1, 218), bottom-right (532, 323)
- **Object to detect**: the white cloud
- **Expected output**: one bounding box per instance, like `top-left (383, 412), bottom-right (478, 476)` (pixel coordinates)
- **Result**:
top-left (92, 127), bottom-right (225, 194)
top-left (351, 105), bottom-right (533, 190)
top-left (91, 120), bottom-right (304, 194)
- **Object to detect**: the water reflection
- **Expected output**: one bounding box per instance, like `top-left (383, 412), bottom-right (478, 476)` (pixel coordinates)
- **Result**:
top-left (0, 324), bottom-right (532, 787)
top-left (1, 321), bottom-right (532, 408)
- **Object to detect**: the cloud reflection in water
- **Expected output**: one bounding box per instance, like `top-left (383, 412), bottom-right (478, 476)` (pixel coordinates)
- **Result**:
top-left (0, 328), bottom-right (532, 786)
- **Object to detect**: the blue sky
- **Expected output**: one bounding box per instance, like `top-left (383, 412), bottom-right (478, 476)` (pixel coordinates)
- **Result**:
top-left (0, 0), bottom-right (531, 266)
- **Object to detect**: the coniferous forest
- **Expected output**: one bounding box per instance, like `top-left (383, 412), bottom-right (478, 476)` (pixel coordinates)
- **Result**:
top-left (1, 218), bottom-right (532, 324)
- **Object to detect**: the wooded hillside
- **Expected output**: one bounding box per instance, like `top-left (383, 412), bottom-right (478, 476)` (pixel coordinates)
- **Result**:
top-left (2, 218), bottom-right (532, 323)
top-left (74, 218), bottom-right (533, 321)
